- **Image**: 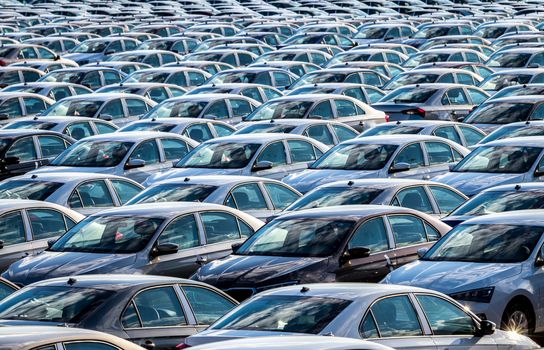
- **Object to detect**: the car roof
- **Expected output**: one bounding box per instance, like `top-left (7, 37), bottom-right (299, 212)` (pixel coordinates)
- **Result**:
top-left (345, 134), bottom-right (450, 145)
top-left (206, 133), bottom-right (315, 143)
top-left (58, 93), bottom-right (146, 101)
top-left (76, 131), bottom-right (183, 142)
top-left (379, 120), bottom-right (463, 127)
top-left (316, 178), bottom-right (451, 189)
top-left (90, 202), bottom-right (241, 219)
top-left (463, 210), bottom-right (544, 226)
top-left (484, 136), bottom-right (544, 146)
top-left (8, 172), bottom-right (139, 184)
top-left (277, 204), bottom-right (425, 220)
top-left (0, 129), bottom-right (65, 138)
top-left (0, 199), bottom-right (70, 212)
top-left (153, 175), bottom-right (284, 186)
top-left (484, 95), bottom-right (544, 103)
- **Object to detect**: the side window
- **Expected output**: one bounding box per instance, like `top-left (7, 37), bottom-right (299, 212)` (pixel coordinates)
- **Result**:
top-left (263, 183), bottom-right (300, 210)
top-left (335, 99), bottom-right (358, 117)
top-left (23, 97), bottom-right (47, 115)
top-left (457, 73), bottom-right (475, 85)
top-left (304, 125), bottom-right (334, 146)
top-left (253, 72), bottom-right (272, 85)
top-left (181, 286), bottom-right (236, 325)
top-left (144, 54), bottom-right (160, 67)
top-left (425, 142), bottom-right (454, 165)
top-left (388, 215), bottom-right (427, 247)
top-left (38, 135), bottom-right (68, 158)
top-left (185, 124), bottom-right (213, 143)
top-left (64, 343), bottom-right (119, 350)
top-left (287, 140), bottom-right (317, 162)
top-left (80, 71), bottom-right (101, 90)
top-left (273, 72), bottom-right (291, 87)
top-left (95, 122), bottom-right (118, 134)
top-left (309, 101), bottom-right (334, 120)
top-left (394, 187), bottom-right (433, 214)
top-left (168, 72), bottom-right (187, 86)
top-left (101, 99), bottom-right (124, 119)
top-left (124, 40), bottom-right (137, 50)
top-left (458, 126), bottom-right (484, 146)
top-left (437, 73), bottom-right (454, 84)
top-left (241, 87), bottom-right (263, 103)
top-left (228, 183), bottom-right (268, 211)
top-left (0, 98), bottom-right (22, 117)
top-left (107, 40), bottom-right (123, 53)
top-left (0, 211), bottom-right (26, 245)
top-left (201, 212), bottom-right (242, 243)
top-left (160, 138), bottom-right (189, 161)
top-left (188, 72), bottom-right (206, 86)
top-left (159, 214), bottom-right (200, 249)
top-left (205, 100), bottom-right (230, 120)
top-left (443, 88), bottom-right (469, 105)
top-left (69, 180), bottom-right (114, 208)
top-left (131, 287), bottom-right (187, 327)
top-left (348, 217), bottom-right (389, 253)
top-left (19, 47), bottom-right (38, 59)
top-left (466, 88), bottom-right (488, 105)
top-left (148, 87), bottom-right (168, 103)
top-left (0, 280), bottom-right (16, 301)
top-left (130, 140), bottom-right (160, 164)
top-left (66, 122), bottom-right (94, 140)
top-left (103, 71), bottom-right (121, 85)
top-left (256, 141), bottom-right (287, 166)
top-left (416, 295), bottom-right (476, 335)
top-left (429, 186), bottom-right (466, 214)
top-left (126, 99), bottom-right (149, 116)
top-left (433, 126), bottom-right (462, 145)
top-left (214, 123), bottom-right (235, 137)
top-left (344, 87), bottom-right (367, 104)
top-left (452, 148), bottom-right (464, 162)
top-left (345, 73), bottom-right (362, 84)
top-left (332, 124), bottom-right (358, 142)
top-left (110, 180), bottom-right (142, 205)
top-left (229, 99), bottom-right (252, 118)
top-left (363, 295), bottom-right (422, 338)
top-left (393, 143), bottom-right (424, 168)
top-left (6, 137), bottom-right (36, 161)
top-left (27, 209), bottom-right (67, 240)
top-left (262, 87), bottom-right (282, 100)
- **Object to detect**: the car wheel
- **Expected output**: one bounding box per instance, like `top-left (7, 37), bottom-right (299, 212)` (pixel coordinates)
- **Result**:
top-left (501, 302), bottom-right (534, 335)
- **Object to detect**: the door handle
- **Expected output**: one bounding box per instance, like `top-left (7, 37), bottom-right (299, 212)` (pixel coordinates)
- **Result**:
top-left (142, 339), bottom-right (155, 350)
top-left (423, 175), bottom-right (431, 180)
top-left (196, 255), bottom-right (208, 265)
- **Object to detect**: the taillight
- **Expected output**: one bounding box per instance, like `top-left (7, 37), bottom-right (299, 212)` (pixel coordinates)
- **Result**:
top-left (0, 60), bottom-right (7, 67)
top-left (402, 108), bottom-right (425, 118)
top-left (176, 344), bottom-right (191, 349)
top-left (384, 114), bottom-right (390, 122)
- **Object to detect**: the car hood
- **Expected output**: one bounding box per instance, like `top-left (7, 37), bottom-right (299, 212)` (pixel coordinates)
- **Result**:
top-left (29, 166), bottom-right (117, 175)
top-left (382, 260), bottom-right (522, 293)
top-left (282, 169), bottom-right (379, 193)
top-left (193, 254), bottom-right (328, 289)
top-left (144, 167), bottom-right (244, 186)
top-left (185, 329), bottom-right (307, 347)
top-left (5, 251), bottom-right (137, 286)
top-left (432, 172), bottom-right (525, 196)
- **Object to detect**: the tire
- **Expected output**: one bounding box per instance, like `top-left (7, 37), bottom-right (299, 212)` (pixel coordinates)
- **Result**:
top-left (501, 302), bottom-right (535, 336)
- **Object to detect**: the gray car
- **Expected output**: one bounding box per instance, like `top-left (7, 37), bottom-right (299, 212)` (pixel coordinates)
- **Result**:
top-left (29, 131), bottom-right (199, 183)
top-left (0, 199), bottom-right (84, 272)
top-left (2, 202), bottom-right (263, 286)
top-left (2, 82), bottom-right (92, 101)
top-left (187, 83), bottom-right (283, 103)
top-left (477, 120), bottom-right (544, 145)
top-left (283, 135), bottom-right (470, 193)
top-left (144, 134), bottom-right (329, 185)
top-left (95, 82), bottom-right (186, 103)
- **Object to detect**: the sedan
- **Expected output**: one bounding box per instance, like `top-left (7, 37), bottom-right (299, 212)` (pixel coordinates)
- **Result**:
top-left (288, 68), bottom-right (389, 89)
top-left (30, 132), bottom-right (198, 183)
top-left (187, 83), bottom-right (283, 103)
top-left (39, 67), bottom-right (126, 90)
top-left (3, 203), bottom-right (263, 286)
top-left (477, 120), bottom-right (544, 145)
top-left (382, 69), bottom-right (483, 91)
top-left (0, 92), bottom-right (54, 121)
top-left (95, 82), bottom-right (186, 103)
top-left (192, 205), bottom-right (450, 301)
top-left (0, 275), bottom-right (237, 350)
top-left (283, 135), bottom-right (469, 194)
top-left (2, 82), bottom-right (93, 101)
top-left (183, 283), bottom-right (537, 350)
top-left (287, 83), bottom-right (385, 104)
top-left (478, 69), bottom-right (544, 93)
top-left (0, 199), bottom-right (84, 271)
top-left (122, 67), bottom-right (211, 89)
top-left (205, 68), bottom-right (298, 91)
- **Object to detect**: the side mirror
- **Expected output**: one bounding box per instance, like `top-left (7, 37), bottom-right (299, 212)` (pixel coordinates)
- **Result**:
top-left (99, 114), bottom-right (113, 121)
top-left (151, 243), bottom-right (179, 257)
top-left (341, 246), bottom-right (370, 264)
top-left (449, 162), bottom-right (459, 171)
top-left (535, 245), bottom-right (544, 266)
top-left (389, 162), bottom-right (410, 173)
top-left (124, 159), bottom-right (146, 170)
top-left (105, 50), bottom-right (115, 55)
top-left (417, 247), bottom-right (429, 258)
top-left (47, 238), bottom-right (56, 249)
top-left (3, 156), bottom-right (19, 165)
top-left (535, 166), bottom-right (544, 178)
top-left (253, 160), bottom-right (273, 171)
top-left (0, 113), bottom-right (8, 120)
top-left (231, 242), bottom-right (243, 253)
top-left (478, 320), bottom-right (496, 336)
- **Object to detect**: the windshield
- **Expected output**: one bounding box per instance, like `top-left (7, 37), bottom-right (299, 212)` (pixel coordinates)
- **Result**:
top-left (208, 72), bottom-right (257, 84)
top-left (361, 124), bottom-right (423, 136)
top-left (486, 52), bottom-right (531, 68)
top-left (328, 53), bottom-right (370, 66)
top-left (212, 295), bottom-right (351, 333)
top-left (380, 87), bottom-right (437, 103)
top-left (51, 141), bottom-right (133, 167)
top-left (246, 101), bottom-right (312, 121)
top-left (236, 124), bottom-right (296, 134)
top-left (237, 218), bottom-right (354, 257)
top-left (176, 142), bottom-right (260, 169)
top-left (0, 286), bottom-right (113, 323)
top-left (414, 26), bottom-right (450, 39)
top-left (311, 143), bottom-right (397, 170)
top-left (355, 27), bottom-right (388, 39)
top-left (403, 53), bottom-right (450, 68)
top-left (127, 183), bottom-right (218, 204)
top-left (50, 215), bottom-right (164, 253)
top-left (125, 72), bottom-right (169, 83)
top-left (451, 190), bottom-right (544, 216)
top-left (73, 40), bottom-right (108, 53)
top-left (493, 86), bottom-right (544, 99)
top-left (384, 74), bottom-right (438, 90)
top-left (452, 146), bottom-right (541, 173)
top-left (285, 187), bottom-right (384, 211)
top-left (423, 224), bottom-right (544, 263)
top-left (293, 73), bottom-right (348, 87)
top-left (480, 74), bottom-right (532, 91)
top-left (41, 71), bottom-right (83, 84)
top-left (0, 180), bottom-right (63, 200)
top-left (478, 125), bottom-right (524, 144)
top-left (465, 102), bottom-right (533, 124)
top-left (121, 122), bottom-right (175, 132)
top-left (44, 100), bottom-right (103, 117)
top-left (144, 101), bottom-right (207, 119)
top-left (255, 52), bottom-right (296, 63)
top-left (4, 121), bottom-right (56, 130)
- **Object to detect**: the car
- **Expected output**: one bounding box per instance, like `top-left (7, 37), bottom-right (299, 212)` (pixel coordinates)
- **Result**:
top-left (2, 82), bottom-right (93, 101)
top-left (164, 60), bottom-right (236, 75)
top-left (127, 175), bottom-right (300, 220)
top-left (137, 36), bottom-right (201, 54)
top-left (183, 49), bottom-right (258, 67)
top-left (187, 83), bottom-right (283, 103)
top-left (0, 172), bottom-right (143, 215)
top-left (486, 48), bottom-right (544, 70)
top-left (0, 326), bottom-right (146, 350)
top-left (289, 68), bottom-right (389, 89)
top-left (2, 116), bottom-right (118, 140)
top-left (254, 49), bottom-right (333, 66)
top-left (9, 58), bottom-right (79, 74)
top-left (189, 336), bottom-right (394, 350)
top-left (39, 67), bottom-right (127, 90)
top-left (183, 283), bottom-right (537, 350)
top-left (433, 137), bottom-right (544, 196)
top-left (30, 132), bottom-right (198, 183)
top-left (327, 62), bottom-right (405, 79)
top-left (63, 37), bottom-right (141, 65)
top-left (413, 61), bottom-right (494, 79)
top-left (383, 210), bottom-right (544, 336)
top-left (205, 67), bottom-right (299, 91)
top-left (0, 129), bottom-right (73, 180)
top-left (0, 92), bottom-right (54, 121)
top-left (281, 32), bottom-right (356, 50)
top-left (95, 82), bottom-right (186, 103)
top-left (478, 69), bottom-right (544, 93)
top-left (404, 23), bottom-right (475, 48)
top-left (192, 205), bottom-right (450, 301)
top-left (283, 179), bottom-right (467, 218)
top-left (0, 199), bottom-right (84, 271)
top-left (0, 44), bottom-right (58, 66)
top-left (118, 118), bottom-right (235, 143)
top-left (418, 35), bottom-right (491, 51)
top-left (107, 50), bottom-right (183, 68)
top-left (249, 61), bottom-right (321, 78)
top-left (326, 49), bottom-right (409, 67)
top-left (24, 36), bottom-right (80, 54)
top-left (382, 69), bottom-right (483, 91)
top-left (353, 23), bottom-right (417, 44)
top-left (3, 203), bottom-right (263, 285)
top-left (91, 61), bottom-right (153, 75)
top-left (489, 83), bottom-right (544, 100)
top-left (235, 119), bottom-right (359, 146)
top-left (0, 275), bottom-right (238, 349)
top-left (144, 133), bottom-right (329, 185)
top-left (0, 67), bottom-right (44, 88)
top-left (477, 120), bottom-right (544, 145)
top-left (283, 135), bottom-right (469, 193)
top-left (288, 83), bottom-right (385, 104)
top-left (401, 48), bottom-right (488, 69)
top-left (122, 67), bottom-right (211, 89)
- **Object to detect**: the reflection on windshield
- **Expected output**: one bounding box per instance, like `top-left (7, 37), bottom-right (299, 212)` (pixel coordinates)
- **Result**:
top-left (246, 101), bottom-right (312, 121)
top-left (487, 52), bottom-right (530, 68)
top-left (125, 72), bottom-right (169, 83)
top-left (311, 143), bottom-right (397, 170)
top-left (381, 87), bottom-right (437, 103)
top-left (52, 141), bottom-right (133, 167)
top-left (0, 180), bottom-right (63, 200)
top-left (465, 103), bottom-right (533, 124)
top-left (144, 101), bottom-right (207, 119)
top-left (450, 190), bottom-right (544, 216)
top-left (480, 74), bottom-right (532, 91)
top-left (44, 100), bottom-right (103, 117)
top-left (73, 40), bottom-right (108, 53)
top-left (128, 183), bottom-right (218, 204)
top-left (286, 187), bottom-right (384, 211)
top-left (452, 146), bottom-right (541, 174)
top-left (361, 125), bottom-right (423, 136)
top-left (385, 74), bottom-right (438, 90)
top-left (176, 142), bottom-right (260, 169)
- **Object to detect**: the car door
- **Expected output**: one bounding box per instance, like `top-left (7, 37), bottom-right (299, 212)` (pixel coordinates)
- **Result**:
top-left (424, 141), bottom-right (456, 179)
top-left (389, 143), bottom-right (427, 179)
top-left (440, 88), bottom-right (472, 121)
top-left (159, 138), bottom-right (191, 166)
top-left (99, 98), bottom-right (128, 126)
top-left (121, 285), bottom-right (198, 350)
top-left (229, 98), bottom-right (254, 124)
top-left (22, 97), bottom-right (48, 116)
top-left (427, 185), bottom-right (466, 217)
top-left (391, 186), bottom-right (437, 217)
top-left (67, 180), bottom-right (116, 215)
top-left (109, 179), bottom-right (143, 206)
top-left (415, 294), bottom-right (497, 350)
top-left (26, 208), bottom-right (72, 254)
top-left (336, 216), bottom-right (395, 282)
top-left (333, 99), bottom-right (367, 129)
top-left (225, 183), bottom-right (271, 220)
top-left (286, 139), bottom-right (320, 174)
top-left (124, 139), bottom-right (163, 182)
top-left (125, 98), bottom-right (151, 119)
top-left (3, 136), bottom-right (40, 178)
top-left (262, 182), bottom-right (300, 214)
top-left (65, 122), bottom-right (94, 140)
top-left (37, 135), bottom-right (69, 166)
top-left (0, 210), bottom-right (32, 271)
top-left (252, 141), bottom-right (290, 179)
top-left (304, 124), bottom-right (335, 146)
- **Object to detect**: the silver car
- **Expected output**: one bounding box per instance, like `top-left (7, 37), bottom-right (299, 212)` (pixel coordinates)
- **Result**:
top-left (184, 283), bottom-right (538, 350)
top-left (29, 131), bottom-right (199, 183)
top-left (0, 199), bottom-right (84, 271)
top-left (126, 175), bottom-right (301, 220)
top-left (283, 135), bottom-right (470, 193)
top-left (144, 134), bottom-right (329, 186)
top-left (382, 68), bottom-right (483, 91)
top-left (477, 120), bottom-right (544, 145)
top-left (0, 172), bottom-right (143, 216)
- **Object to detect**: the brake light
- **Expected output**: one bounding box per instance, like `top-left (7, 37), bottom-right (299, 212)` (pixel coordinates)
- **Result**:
top-left (176, 344), bottom-right (191, 349)
top-left (384, 114), bottom-right (390, 122)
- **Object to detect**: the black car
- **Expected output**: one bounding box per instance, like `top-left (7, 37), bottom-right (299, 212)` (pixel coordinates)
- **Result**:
top-left (0, 275), bottom-right (237, 350)
top-left (0, 130), bottom-right (74, 180)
